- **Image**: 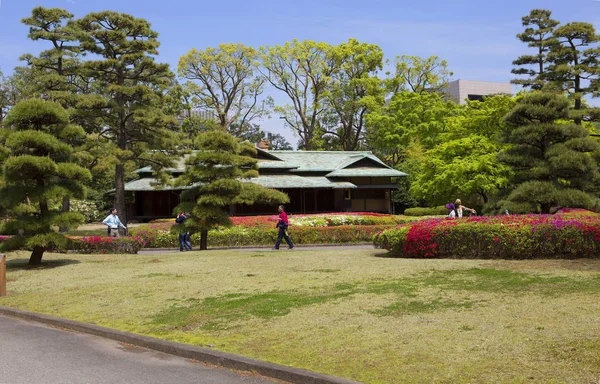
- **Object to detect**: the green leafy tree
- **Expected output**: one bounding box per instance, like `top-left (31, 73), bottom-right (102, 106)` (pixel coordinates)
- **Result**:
top-left (268, 132), bottom-right (293, 150)
top-left (390, 55), bottom-right (453, 94)
top-left (0, 71), bottom-right (11, 124)
top-left (412, 96), bottom-right (516, 205)
top-left (366, 91), bottom-right (459, 166)
top-left (321, 39), bottom-right (384, 150)
top-left (75, 11), bottom-right (180, 224)
top-left (441, 95), bottom-right (517, 140)
top-left (173, 130), bottom-right (289, 250)
top-left (259, 40), bottom-right (335, 150)
top-left (497, 92), bottom-right (600, 213)
top-left (0, 99), bottom-right (91, 265)
top-left (511, 9), bottom-right (559, 90)
top-left (178, 43), bottom-right (270, 131)
top-left (412, 136), bottom-right (512, 204)
top-left (545, 22), bottom-right (600, 125)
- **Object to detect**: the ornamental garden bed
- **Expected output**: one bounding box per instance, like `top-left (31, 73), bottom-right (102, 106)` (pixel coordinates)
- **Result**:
top-left (373, 209), bottom-right (600, 259)
top-left (130, 212), bottom-right (424, 249)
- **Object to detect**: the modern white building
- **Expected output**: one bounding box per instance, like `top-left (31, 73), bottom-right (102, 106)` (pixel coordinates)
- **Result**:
top-left (443, 80), bottom-right (512, 104)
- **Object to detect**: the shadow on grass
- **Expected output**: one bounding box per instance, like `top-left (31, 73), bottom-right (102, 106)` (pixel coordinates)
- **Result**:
top-left (6, 258), bottom-right (81, 271)
top-left (373, 251), bottom-right (401, 258)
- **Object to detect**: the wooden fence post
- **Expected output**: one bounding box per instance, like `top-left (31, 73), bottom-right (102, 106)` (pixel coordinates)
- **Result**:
top-left (0, 254), bottom-right (6, 297)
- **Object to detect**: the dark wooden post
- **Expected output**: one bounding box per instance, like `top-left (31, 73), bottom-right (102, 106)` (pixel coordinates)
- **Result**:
top-left (0, 254), bottom-right (6, 297)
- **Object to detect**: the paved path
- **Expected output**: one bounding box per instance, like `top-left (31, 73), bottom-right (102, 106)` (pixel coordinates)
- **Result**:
top-left (0, 315), bottom-right (277, 384)
top-left (139, 244), bottom-right (374, 255)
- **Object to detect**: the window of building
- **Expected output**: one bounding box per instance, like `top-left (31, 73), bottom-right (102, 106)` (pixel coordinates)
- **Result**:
top-left (467, 94), bottom-right (484, 102)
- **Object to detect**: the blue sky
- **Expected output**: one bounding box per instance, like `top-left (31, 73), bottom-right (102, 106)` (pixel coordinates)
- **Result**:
top-left (1, 0), bottom-right (599, 144)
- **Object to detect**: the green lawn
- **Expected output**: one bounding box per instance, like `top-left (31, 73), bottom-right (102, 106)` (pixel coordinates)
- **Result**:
top-left (2, 249), bottom-right (600, 383)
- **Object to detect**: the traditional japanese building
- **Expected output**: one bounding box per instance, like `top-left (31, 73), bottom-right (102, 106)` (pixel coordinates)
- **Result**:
top-left (122, 148), bottom-right (406, 221)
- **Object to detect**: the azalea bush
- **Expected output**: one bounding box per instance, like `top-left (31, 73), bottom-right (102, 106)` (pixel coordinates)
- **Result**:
top-left (66, 236), bottom-right (146, 254)
top-left (373, 209), bottom-right (600, 259)
top-left (0, 235), bottom-right (145, 254)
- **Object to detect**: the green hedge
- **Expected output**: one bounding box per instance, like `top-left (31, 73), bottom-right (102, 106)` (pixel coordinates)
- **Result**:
top-left (403, 206), bottom-right (447, 216)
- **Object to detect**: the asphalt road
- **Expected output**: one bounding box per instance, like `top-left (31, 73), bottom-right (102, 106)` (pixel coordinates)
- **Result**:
top-left (0, 315), bottom-right (277, 384)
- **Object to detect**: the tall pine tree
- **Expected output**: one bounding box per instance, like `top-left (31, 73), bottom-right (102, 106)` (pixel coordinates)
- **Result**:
top-left (545, 22), bottom-right (600, 125)
top-left (75, 11), bottom-right (180, 224)
top-left (497, 92), bottom-right (600, 214)
top-left (511, 9), bottom-right (559, 90)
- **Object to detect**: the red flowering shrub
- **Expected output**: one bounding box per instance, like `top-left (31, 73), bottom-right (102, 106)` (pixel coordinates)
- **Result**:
top-left (373, 210), bottom-right (600, 259)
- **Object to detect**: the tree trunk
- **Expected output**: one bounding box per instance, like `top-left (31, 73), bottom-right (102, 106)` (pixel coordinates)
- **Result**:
top-left (29, 246), bottom-right (45, 266)
top-left (200, 229), bottom-right (208, 250)
top-left (541, 203), bottom-right (551, 214)
top-left (114, 163), bottom-right (127, 225)
top-left (58, 197), bottom-right (70, 233)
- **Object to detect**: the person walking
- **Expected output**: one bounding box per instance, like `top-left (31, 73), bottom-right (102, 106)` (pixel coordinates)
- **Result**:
top-left (102, 208), bottom-right (126, 237)
top-left (175, 212), bottom-right (193, 251)
top-left (454, 199), bottom-right (476, 217)
top-left (272, 205), bottom-right (294, 250)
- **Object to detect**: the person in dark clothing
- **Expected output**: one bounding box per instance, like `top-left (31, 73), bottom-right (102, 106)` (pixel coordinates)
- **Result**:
top-left (272, 205), bottom-right (294, 250)
top-left (175, 212), bottom-right (193, 251)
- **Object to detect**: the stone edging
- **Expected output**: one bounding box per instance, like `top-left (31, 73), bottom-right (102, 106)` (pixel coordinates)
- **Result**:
top-left (0, 306), bottom-right (362, 384)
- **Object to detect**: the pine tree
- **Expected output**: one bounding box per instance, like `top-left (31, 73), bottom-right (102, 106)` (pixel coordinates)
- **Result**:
top-left (75, 11), bottom-right (180, 224)
top-left (511, 9), bottom-right (559, 90)
top-left (0, 99), bottom-right (91, 265)
top-left (545, 22), bottom-right (600, 125)
top-left (174, 130), bottom-right (288, 250)
top-left (497, 92), bottom-right (600, 214)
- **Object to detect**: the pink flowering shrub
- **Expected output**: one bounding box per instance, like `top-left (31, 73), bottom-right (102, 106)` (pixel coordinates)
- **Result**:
top-left (66, 236), bottom-right (145, 254)
top-left (373, 209), bottom-right (600, 259)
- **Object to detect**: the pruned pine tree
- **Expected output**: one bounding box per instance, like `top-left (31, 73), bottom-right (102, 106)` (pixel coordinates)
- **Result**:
top-left (546, 22), bottom-right (600, 125)
top-left (497, 92), bottom-right (600, 214)
top-left (511, 9), bottom-right (559, 90)
top-left (174, 130), bottom-right (288, 250)
top-left (0, 99), bottom-right (91, 265)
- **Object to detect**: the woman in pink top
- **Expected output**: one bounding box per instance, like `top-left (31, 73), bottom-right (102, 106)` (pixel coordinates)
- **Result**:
top-left (273, 205), bottom-right (294, 250)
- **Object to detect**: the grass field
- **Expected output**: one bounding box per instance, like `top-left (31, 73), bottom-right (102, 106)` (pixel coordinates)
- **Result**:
top-left (2, 249), bottom-right (600, 383)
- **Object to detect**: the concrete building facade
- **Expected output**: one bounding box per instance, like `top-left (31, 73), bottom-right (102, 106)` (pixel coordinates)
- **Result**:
top-left (444, 80), bottom-right (512, 104)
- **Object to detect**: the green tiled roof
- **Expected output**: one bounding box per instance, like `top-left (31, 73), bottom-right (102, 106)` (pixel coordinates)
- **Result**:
top-left (243, 175), bottom-right (356, 189)
top-left (118, 178), bottom-right (193, 192)
top-left (267, 151), bottom-right (379, 172)
top-left (326, 168), bottom-right (408, 177)
top-left (132, 150), bottom-right (407, 178)
top-left (123, 175), bottom-right (357, 191)
top-left (257, 160), bottom-right (298, 169)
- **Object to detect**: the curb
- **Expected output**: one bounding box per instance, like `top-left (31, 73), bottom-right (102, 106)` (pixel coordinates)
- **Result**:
top-left (0, 306), bottom-right (362, 384)
top-left (141, 243), bottom-right (373, 252)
